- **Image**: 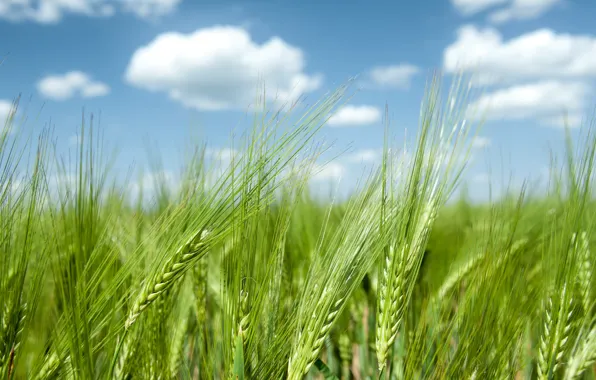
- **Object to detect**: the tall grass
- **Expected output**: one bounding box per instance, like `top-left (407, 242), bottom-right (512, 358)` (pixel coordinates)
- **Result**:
top-left (1, 72), bottom-right (596, 380)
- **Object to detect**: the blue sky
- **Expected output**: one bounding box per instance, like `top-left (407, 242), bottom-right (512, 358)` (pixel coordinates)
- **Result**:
top-left (1, 0), bottom-right (595, 201)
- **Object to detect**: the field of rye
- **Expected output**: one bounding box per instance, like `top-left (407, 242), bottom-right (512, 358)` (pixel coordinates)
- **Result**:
top-left (1, 73), bottom-right (596, 380)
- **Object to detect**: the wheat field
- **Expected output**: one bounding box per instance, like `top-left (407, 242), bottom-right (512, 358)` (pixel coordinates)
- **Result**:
top-left (1, 73), bottom-right (595, 379)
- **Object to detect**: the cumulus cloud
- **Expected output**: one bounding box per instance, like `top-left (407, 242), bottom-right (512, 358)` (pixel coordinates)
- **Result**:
top-left (467, 81), bottom-right (591, 128)
top-left (451, 0), bottom-right (562, 23)
top-left (125, 26), bottom-right (322, 111)
top-left (327, 105), bottom-right (381, 127)
top-left (367, 64), bottom-right (420, 88)
top-left (444, 25), bottom-right (596, 127)
top-left (37, 71), bottom-right (110, 100)
top-left (444, 25), bottom-right (596, 85)
top-left (0, 0), bottom-right (179, 23)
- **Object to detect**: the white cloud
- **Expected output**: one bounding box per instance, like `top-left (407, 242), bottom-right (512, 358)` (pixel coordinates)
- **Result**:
top-left (451, 0), bottom-right (508, 15)
top-left (37, 71), bottom-right (110, 100)
top-left (81, 82), bottom-right (110, 97)
top-left (327, 105), bottom-right (381, 127)
top-left (124, 26), bottom-right (322, 111)
top-left (312, 162), bottom-right (345, 182)
top-left (451, 0), bottom-right (561, 23)
top-left (367, 64), bottom-right (420, 88)
top-left (444, 25), bottom-right (596, 128)
top-left (471, 136), bottom-right (491, 149)
top-left (444, 25), bottom-right (596, 85)
top-left (0, 0), bottom-right (96, 23)
top-left (119, 0), bottom-right (179, 19)
top-left (467, 81), bottom-right (591, 127)
top-left (488, 0), bottom-right (562, 24)
top-left (0, 99), bottom-right (15, 124)
top-left (0, 0), bottom-right (178, 23)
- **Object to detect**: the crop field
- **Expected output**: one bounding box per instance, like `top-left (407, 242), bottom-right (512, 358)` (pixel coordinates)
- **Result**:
top-left (1, 74), bottom-right (596, 380)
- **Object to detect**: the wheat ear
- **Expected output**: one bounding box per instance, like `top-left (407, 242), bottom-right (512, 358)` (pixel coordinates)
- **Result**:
top-left (339, 333), bottom-right (351, 379)
top-left (125, 229), bottom-right (210, 329)
top-left (376, 205), bottom-right (436, 371)
top-left (574, 231), bottom-right (592, 314)
top-left (287, 289), bottom-right (344, 380)
top-left (376, 245), bottom-right (408, 371)
top-left (169, 310), bottom-right (190, 378)
top-left (537, 283), bottom-right (573, 379)
top-left (564, 325), bottom-right (596, 379)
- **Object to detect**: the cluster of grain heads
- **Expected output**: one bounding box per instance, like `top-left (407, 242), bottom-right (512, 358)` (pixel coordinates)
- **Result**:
top-left (564, 323), bottom-right (596, 379)
top-left (563, 232), bottom-right (596, 380)
top-left (375, 73), bottom-right (477, 372)
top-left (537, 283), bottom-right (574, 379)
top-left (287, 177), bottom-right (388, 380)
top-left (533, 125), bottom-right (596, 380)
top-left (109, 82), bottom-right (354, 378)
top-left (0, 118), bottom-right (50, 380)
top-left (537, 227), bottom-right (592, 380)
top-left (4, 68), bottom-right (596, 379)
top-left (124, 81), bottom-right (352, 330)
